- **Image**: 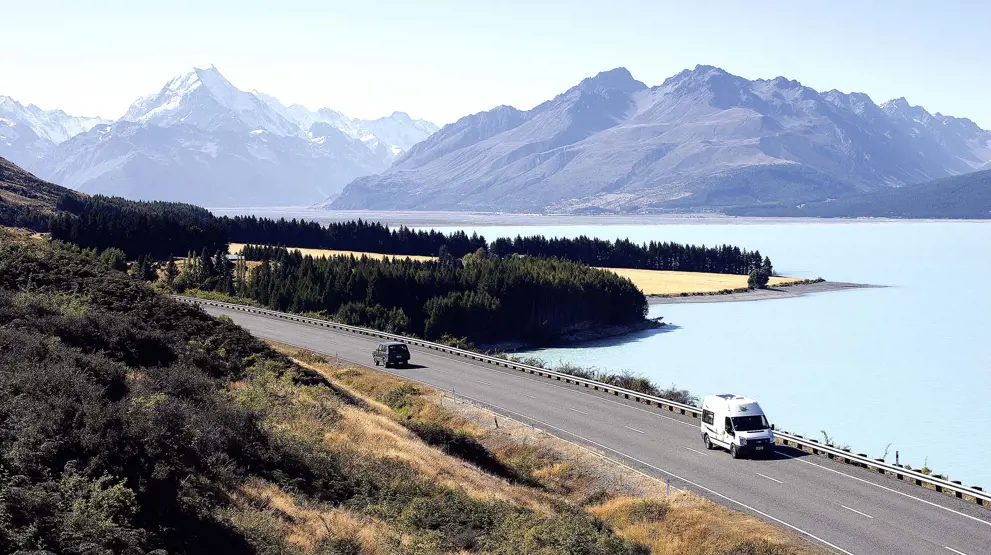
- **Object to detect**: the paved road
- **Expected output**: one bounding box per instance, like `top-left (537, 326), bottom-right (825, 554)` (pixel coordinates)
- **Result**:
top-left (206, 305), bottom-right (991, 555)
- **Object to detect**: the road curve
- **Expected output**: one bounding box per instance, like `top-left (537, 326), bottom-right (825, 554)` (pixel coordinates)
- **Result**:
top-left (205, 305), bottom-right (991, 555)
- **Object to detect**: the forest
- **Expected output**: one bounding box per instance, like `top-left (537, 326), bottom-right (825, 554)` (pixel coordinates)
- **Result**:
top-left (28, 187), bottom-right (768, 277)
top-left (50, 195), bottom-right (228, 259)
top-left (490, 235), bottom-right (772, 274)
top-left (227, 216), bottom-right (769, 274)
top-left (221, 215), bottom-right (488, 258)
top-left (181, 245), bottom-right (650, 345)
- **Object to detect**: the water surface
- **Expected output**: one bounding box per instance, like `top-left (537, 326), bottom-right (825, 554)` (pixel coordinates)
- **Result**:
top-left (429, 221), bottom-right (991, 488)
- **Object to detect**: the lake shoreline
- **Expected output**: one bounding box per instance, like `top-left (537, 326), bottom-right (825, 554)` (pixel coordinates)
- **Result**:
top-left (479, 317), bottom-right (666, 353)
top-left (648, 280), bottom-right (880, 304)
top-left (209, 207), bottom-right (991, 228)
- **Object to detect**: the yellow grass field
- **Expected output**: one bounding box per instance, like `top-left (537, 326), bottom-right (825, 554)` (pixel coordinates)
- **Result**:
top-left (228, 243), bottom-right (800, 295)
top-left (228, 243), bottom-right (436, 263)
top-left (596, 267), bottom-right (802, 295)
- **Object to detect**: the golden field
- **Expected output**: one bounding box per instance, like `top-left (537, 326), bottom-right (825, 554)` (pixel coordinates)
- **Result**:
top-left (596, 267), bottom-right (802, 295)
top-left (228, 242), bottom-right (801, 296)
top-left (228, 243), bottom-right (436, 262)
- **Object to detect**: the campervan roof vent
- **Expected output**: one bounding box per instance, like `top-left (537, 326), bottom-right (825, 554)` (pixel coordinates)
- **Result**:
top-left (716, 394), bottom-right (735, 400)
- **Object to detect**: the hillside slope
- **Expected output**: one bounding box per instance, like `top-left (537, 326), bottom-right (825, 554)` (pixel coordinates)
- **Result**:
top-left (331, 65), bottom-right (991, 214)
top-left (0, 155), bottom-right (81, 229)
top-left (728, 168), bottom-right (991, 218)
top-left (0, 234), bottom-right (821, 554)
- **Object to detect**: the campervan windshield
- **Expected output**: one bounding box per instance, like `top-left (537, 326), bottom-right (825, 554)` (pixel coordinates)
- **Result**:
top-left (731, 415), bottom-right (769, 432)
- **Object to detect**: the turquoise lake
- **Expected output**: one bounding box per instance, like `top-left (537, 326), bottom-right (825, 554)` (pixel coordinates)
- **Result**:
top-left (428, 221), bottom-right (991, 489)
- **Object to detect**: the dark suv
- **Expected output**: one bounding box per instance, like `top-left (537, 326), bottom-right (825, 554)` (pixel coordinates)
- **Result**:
top-left (373, 341), bottom-right (411, 368)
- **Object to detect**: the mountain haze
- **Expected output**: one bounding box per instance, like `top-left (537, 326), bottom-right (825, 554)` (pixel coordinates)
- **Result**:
top-left (4, 66), bottom-right (437, 207)
top-left (728, 168), bottom-right (991, 219)
top-left (0, 96), bottom-right (109, 163)
top-left (332, 65), bottom-right (991, 213)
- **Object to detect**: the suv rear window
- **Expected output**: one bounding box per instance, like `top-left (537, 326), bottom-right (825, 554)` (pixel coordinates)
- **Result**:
top-left (388, 344), bottom-right (409, 354)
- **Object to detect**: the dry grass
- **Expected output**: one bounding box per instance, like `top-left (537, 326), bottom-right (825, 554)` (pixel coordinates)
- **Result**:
top-left (228, 478), bottom-right (390, 554)
top-left (265, 342), bottom-right (826, 555)
top-left (591, 494), bottom-right (820, 555)
top-left (229, 243), bottom-right (437, 262)
top-left (266, 345), bottom-right (559, 513)
top-left (596, 267), bottom-right (802, 295)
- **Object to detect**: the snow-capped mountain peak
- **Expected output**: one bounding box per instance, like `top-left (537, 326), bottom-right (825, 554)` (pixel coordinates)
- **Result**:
top-left (0, 95), bottom-right (109, 144)
top-left (122, 66), bottom-right (301, 137)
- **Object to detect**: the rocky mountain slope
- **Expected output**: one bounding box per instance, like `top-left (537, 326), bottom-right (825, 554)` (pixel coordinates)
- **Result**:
top-left (331, 65), bottom-right (991, 213)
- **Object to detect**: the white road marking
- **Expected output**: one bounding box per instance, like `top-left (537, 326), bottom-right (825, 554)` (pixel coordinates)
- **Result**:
top-left (476, 380), bottom-right (493, 386)
top-left (944, 547), bottom-right (968, 555)
top-left (756, 472), bottom-right (784, 484)
top-left (685, 447), bottom-right (710, 457)
top-left (450, 393), bottom-right (858, 555)
top-left (778, 452), bottom-right (991, 528)
top-left (840, 505), bottom-right (874, 519)
top-left (624, 425), bottom-right (646, 434)
top-left (518, 392), bottom-right (539, 399)
top-left (570, 408), bottom-right (589, 414)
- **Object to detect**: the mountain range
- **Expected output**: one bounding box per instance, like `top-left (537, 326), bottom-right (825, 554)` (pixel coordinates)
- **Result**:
top-left (1, 96), bottom-right (109, 164)
top-left (331, 65), bottom-right (991, 213)
top-left (1, 66), bottom-right (437, 207)
top-left (726, 167), bottom-right (991, 219)
top-left (4, 64), bottom-right (990, 215)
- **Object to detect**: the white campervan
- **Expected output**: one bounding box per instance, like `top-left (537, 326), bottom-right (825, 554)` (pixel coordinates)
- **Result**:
top-left (700, 394), bottom-right (775, 459)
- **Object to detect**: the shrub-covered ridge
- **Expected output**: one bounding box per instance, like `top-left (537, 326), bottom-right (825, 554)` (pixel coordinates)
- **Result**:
top-left (0, 236), bottom-right (648, 554)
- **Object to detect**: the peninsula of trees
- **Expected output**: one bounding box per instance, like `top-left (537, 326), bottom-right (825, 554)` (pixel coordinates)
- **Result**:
top-left (178, 245), bottom-right (650, 345)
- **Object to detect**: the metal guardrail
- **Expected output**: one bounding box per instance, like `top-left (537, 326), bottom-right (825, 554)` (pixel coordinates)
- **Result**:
top-left (177, 295), bottom-right (990, 507)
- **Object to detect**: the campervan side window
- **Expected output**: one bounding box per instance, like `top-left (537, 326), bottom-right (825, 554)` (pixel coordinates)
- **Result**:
top-left (725, 417), bottom-right (734, 434)
top-left (702, 409), bottom-right (715, 425)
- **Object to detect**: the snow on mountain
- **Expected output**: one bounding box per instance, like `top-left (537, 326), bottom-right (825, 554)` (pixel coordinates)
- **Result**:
top-left (29, 66), bottom-right (436, 207)
top-left (0, 95), bottom-right (109, 164)
top-left (37, 120), bottom-right (384, 207)
top-left (332, 65), bottom-right (991, 213)
top-left (254, 92), bottom-right (437, 158)
top-left (357, 112), bottom-right (440, 154)
top-left (122, 66), bottom-right (302, 137)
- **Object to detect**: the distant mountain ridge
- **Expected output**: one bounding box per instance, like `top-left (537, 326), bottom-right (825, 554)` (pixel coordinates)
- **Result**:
top-left (331, 65), bottom-right (991, 213)
top-left (727, 168), bottom-right (991, 219)
top-left (2, 66), bottom-right (437, 207)
top-left (0, 96), bottom-right (109, 164)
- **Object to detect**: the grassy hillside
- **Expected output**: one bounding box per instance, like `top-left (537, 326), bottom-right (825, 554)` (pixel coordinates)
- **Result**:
top-left (0, 156), bottom-right (82, 230)
top-left (727, 169), bottom-right (991, 218)
top-left (0, 232), bottom-right (641, 554)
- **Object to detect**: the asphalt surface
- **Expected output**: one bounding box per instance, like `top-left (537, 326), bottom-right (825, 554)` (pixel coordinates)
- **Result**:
top-left (205, 305), bottom-right (991, 555)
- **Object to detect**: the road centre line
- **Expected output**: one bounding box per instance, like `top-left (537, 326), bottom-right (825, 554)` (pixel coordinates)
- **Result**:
top-left (840, 505), bottom-right (874, 519)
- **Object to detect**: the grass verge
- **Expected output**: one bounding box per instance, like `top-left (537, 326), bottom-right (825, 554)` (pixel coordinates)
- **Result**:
top-left (268, 342), bottom-right (827, 555)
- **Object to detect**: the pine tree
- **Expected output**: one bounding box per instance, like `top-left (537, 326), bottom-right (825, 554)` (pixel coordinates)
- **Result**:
top-left (164, 260), bottom-right (180, 285)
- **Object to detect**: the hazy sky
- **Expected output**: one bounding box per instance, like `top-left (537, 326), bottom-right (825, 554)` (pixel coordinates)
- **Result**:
top-left (3, 0), bottom-right (989, 127)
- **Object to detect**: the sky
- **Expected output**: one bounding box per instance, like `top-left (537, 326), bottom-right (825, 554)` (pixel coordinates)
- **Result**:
top-left (3, 0), bottom-right (990, 127)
